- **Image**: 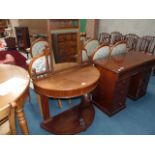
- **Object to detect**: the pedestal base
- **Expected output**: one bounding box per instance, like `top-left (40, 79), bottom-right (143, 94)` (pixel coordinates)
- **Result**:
top-left (41, 102), bottom-right (95, 135)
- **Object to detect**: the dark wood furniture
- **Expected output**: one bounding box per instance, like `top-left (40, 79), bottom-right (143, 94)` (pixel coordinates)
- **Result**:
top-left (47, 19), bottom-right (81, 64)
top-left (92, 51), bottom-right (155, 116)
top-left (0, 20), bottom-right (8, 36)
top-left (33, 65), bottom-right (100, 134)
top-left (15, 27), bottom-right (30, 51)
top-left (5, 37), bottom-right (17, 50)
top-left (0, 64), bottom-right (30, 134)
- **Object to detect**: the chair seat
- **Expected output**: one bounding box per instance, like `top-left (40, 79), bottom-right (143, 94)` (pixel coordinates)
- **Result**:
top-left (0, 119), bottom-right (10, 135)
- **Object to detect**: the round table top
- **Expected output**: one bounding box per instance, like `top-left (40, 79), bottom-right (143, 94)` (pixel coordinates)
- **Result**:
top-left (0, 64), bottom-right (30, 108)
top-left (34, 65), bottom-right (100, 98)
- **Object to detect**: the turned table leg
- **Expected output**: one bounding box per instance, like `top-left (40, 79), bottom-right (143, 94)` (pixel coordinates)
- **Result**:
top-left (15, 89), bottom-right (29, 135)
top-left (40, 95), bottom-right (50, 120)
top-left (15, 107), bottom-right (29, 134)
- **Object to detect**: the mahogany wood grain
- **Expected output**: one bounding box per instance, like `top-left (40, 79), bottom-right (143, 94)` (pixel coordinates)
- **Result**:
top-left (33, 65), bottom-right (100, 134)
top-left (34, 65), bottom-right (100, 98)
top-left (92, 51), bottom-right (155, 116)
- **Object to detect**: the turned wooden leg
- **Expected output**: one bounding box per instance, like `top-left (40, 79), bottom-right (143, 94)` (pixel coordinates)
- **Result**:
top-left (37, 94), bottom-right (43, 116)
top-left (40, 95), bottom-right (50, 120)
top-left (15, 107), bottom-right (29, 134)
top-left (9, 107), bottom-right (17, 135)
top-left (15, 89), bottom-right (29, 135)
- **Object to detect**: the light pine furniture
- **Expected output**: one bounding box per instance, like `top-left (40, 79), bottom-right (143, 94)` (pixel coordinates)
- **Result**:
top-left (0, 64), bottom-right (30, 134)
top-left (0, 103), bottom-right (16, 135)
top-left (33, 65), bottom-right (100, 134)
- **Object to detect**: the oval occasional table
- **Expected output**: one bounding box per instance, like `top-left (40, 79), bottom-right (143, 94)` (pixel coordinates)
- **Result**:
top-left (33, 65), bottom-right (100, 134)
top-left (0, 64), bottom-right (30, 134)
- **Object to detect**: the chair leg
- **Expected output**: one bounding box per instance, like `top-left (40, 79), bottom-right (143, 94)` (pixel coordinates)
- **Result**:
top-left (57, 99), bottom-right (62, 108)
top-left (37, 94), bottom-right (43, 116)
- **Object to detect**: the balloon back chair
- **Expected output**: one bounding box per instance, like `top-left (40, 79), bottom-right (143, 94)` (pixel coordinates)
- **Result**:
top-left (135, 37), bottom-right (150, 53)
top-left (92, 45), bottom-right (110, 61)
top-left (26, 38), bottom-right (49, 64)
top-left (99, 32), bottom-right (111, 45)
top-left (125, 33), bottom-right (139, 51)
top-left (110, 31), bottom-right (123, 45)
top-left (81, 49), bottom-right (90, 63)
top-left (30, 38), bottom-right (49, 57)
top-left (146, 37), bottom-right (155, 55)
top-left (84, 39), bottom-right (99, 57)
top-left (110, 41), bottom-right (127, 56)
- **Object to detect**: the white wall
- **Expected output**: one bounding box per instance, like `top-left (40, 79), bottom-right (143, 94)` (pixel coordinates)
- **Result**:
top-left (98, 19), bottom-right (155, 37)
top-left (9, 19), bottom-right (20, 37)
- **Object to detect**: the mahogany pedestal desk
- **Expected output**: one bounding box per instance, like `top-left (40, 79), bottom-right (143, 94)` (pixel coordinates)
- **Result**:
top-left (33, 65), bottom-right (100, 134)
top-left (0, 64), bottom-right (30, 134)
top-left (92, 51), bottom-right (155, 116)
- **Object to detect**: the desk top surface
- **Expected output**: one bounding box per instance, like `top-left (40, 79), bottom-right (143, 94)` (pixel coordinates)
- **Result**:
top-left (0, 64), bottom-right (30, 108)
top-left (34, 65), bottom-right (100, 98)
top-left (94, 51), bottom-right (155, 73)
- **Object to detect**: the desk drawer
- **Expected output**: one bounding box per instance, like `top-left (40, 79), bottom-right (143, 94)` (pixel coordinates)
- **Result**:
top-left (112, 78), bottom-right (130, 109)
